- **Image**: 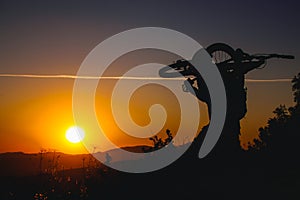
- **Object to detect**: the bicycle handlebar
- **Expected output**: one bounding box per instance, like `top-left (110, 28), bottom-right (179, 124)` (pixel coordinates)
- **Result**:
top-left (246, 53), bottom-right (295, 61)
top-left (277, 54), bottom-right (295, 59)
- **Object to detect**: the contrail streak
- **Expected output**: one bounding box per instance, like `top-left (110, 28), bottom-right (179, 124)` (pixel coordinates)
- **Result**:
top-left (0, 73), bottom-right (293, 82)
top-left (0, 73), bottom-right (184, 80)
top-left (245, 78), bottom-right (292, 83)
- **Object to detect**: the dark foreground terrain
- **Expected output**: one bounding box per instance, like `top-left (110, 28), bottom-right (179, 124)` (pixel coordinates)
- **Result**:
top-left (0, 148), bottom-right (299, 200)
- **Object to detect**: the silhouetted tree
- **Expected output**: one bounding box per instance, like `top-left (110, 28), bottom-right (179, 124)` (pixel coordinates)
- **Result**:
top-left (273, 104), bottom-right (289, 121)
top-left (292, 72), bottom-right (300, 105)
top-left (104, 153), bottom-right (112, 165)
top-left (248, 72), bottom-right (300, 161)
top-left (164, 129), bottom-right (173, 145)
top-left (143, 129), bottom-right (174, 152)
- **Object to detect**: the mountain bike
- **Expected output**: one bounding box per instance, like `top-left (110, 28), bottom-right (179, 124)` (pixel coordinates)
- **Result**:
top-left (159, 43), bottom-right (295, 78)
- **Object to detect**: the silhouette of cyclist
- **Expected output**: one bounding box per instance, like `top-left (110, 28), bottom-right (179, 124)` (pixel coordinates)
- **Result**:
top-left (160, 43), bottom-right (294, 157)
top-left (174, 47), bottom-right (265, 153)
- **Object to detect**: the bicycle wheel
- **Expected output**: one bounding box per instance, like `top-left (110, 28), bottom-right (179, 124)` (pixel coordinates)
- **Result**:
top-left (205, 43), bottom-right (237, 65)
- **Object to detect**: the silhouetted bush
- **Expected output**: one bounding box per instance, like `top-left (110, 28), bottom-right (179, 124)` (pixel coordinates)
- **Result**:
top-left (248, 73), bottom-right (300, 160)
top-left (143, 129), bottom-right (173, 152)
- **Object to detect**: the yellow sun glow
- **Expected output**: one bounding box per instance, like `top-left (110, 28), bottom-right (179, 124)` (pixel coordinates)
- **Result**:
top-left (65, 126), bottom-right (85, 143)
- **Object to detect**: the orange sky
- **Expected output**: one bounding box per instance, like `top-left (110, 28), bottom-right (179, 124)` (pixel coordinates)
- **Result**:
top-left (0, 48), bottom-right (296, 154)
top-left (0, 70), bottom-right (295, 154)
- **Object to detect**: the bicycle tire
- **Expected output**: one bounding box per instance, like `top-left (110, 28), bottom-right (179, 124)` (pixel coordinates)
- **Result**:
top-left (205, 43), bottom-right (237, 65)
top-left (159, 43), bottom-right (238, 78)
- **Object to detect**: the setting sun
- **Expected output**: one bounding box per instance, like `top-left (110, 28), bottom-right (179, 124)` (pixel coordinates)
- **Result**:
top-left (65, 126), bottom-right (85, 143)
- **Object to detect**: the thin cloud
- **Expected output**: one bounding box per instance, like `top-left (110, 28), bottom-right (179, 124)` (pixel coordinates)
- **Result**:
top-left (0, 73), bottom-right (292, 82)
top-left (245, 78), bottom-right (292, 83)
top-left (0, 74), bottom-right (184, 80)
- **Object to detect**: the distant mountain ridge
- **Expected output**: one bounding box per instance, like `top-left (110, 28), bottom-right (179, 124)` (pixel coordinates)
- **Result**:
top-left (0, 145), bottom-right (152, 177)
